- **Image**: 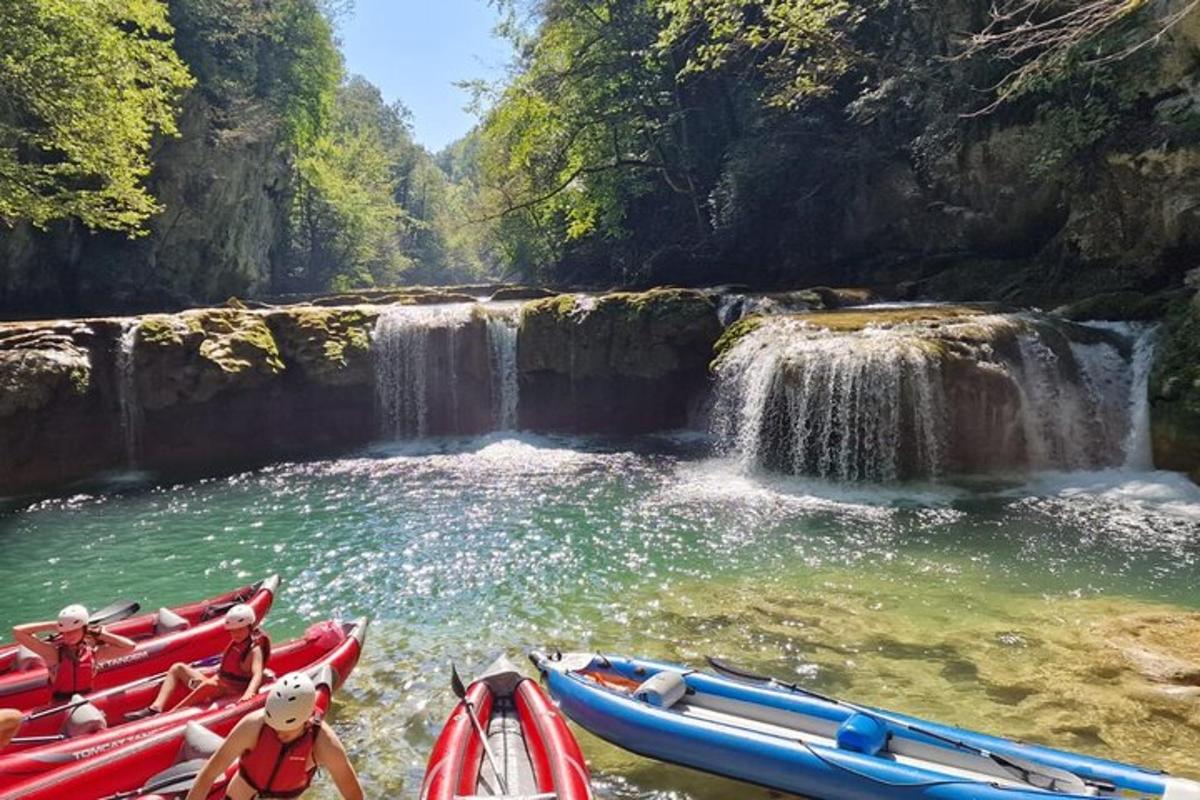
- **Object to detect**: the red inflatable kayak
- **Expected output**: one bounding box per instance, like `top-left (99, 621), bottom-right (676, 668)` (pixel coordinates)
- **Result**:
top-left (0, 576), bottom-right (278, 712)
top-left (0, 617), bottom-right (366, 800)
top-left (0, 618), bottom-right (352, 781)
top-left (420, 656), bottom-right (593, 800)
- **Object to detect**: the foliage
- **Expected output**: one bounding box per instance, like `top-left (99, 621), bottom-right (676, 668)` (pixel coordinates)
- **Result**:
top-left (656, 0), bottom-right (869, 109)
top-left (0, 0), bottom-right (194, 233)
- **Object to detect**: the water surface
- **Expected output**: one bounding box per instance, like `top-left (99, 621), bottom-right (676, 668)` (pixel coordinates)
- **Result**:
top-left (1, 434), bottom-right (1198, 797)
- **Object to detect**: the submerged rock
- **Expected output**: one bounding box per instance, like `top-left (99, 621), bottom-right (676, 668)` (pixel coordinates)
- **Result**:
top-left (518, 288), bottom-right (722, 432)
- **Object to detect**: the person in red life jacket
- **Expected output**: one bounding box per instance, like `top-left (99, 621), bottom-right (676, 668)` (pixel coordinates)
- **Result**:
top-left (0, 709), bottom-right (20, 749)
top-left (185, 671), bottom-right (364, 800)
top-left (127, 603), bottom-right (269, 721)
top-left (12, 604), bottom-right (137, 700)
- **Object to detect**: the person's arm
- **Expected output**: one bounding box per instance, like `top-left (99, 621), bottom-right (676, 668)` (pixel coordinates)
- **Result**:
top-left (314, 722), bottom-right (364, 800)
top-left (91, 626), bottom-right (137, 657)
top-left (184, 715), bottom-right (259, 800)
top-left (240, 646), bottom-right (265, 701)
top-left (11, 621), bottom-right (59, 663)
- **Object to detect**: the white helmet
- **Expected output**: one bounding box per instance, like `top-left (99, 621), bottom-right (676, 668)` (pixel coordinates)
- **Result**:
top-left (223, 604), bottom-right (257, 630)
top-left (56, 605), bottom-right (89, 633)
top-left (264, 672), bottom-right (317, 732)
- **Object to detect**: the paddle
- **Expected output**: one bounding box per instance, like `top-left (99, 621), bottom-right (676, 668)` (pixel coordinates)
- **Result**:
top-left (451, 662), bottom-right (509, 796)
top-left (22, 654), bottom-right (223, 723)
top-left (102, 759), bottom-right (206, 800)
top-left (9, 734), bottom-right (65, 745)
top-left (88, 601), bottom-right (141, 628)
top-left (706, 656), bottom-right (1096, 795)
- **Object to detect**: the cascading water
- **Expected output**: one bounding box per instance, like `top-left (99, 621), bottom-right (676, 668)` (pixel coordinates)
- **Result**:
top-left (713, 311), bottom-right (1159, 481)
top-left (116, 321), bottom-right (142, 466)
top-left (373, 303), bottom-right (520, 439)
top-left (485, 309), bottom-right (520, 430)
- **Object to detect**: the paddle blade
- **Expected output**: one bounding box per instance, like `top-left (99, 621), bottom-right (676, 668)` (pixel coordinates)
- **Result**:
top-left (450, 662), bottom-right (468, 700)
top-left (141, 759), bottom-right (205, 793)
top-left (89, 601), bottom-right (139, 627)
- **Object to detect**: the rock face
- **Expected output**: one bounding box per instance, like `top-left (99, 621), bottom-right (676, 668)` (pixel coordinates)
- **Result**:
top-left (0, 289), bottom-right (725, 497)
top-left (517, 289), bottom-right (723, 432)
top-left (1150, 294), bottom-right (1200, 481)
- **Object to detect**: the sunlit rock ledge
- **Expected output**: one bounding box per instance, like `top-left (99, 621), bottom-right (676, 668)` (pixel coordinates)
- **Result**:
top-left (2, 285), bottom-right (1199, 498)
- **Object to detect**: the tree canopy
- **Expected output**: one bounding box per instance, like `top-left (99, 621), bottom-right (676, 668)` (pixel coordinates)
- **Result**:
top-left (0, 0), bottom-right (193, 233)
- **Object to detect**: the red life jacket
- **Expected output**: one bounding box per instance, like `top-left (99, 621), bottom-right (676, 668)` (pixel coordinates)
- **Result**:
top-left (51, 640), bottom-right (95, 697)
top-left (218, 629), bottom-right (270, 688)
top-left (237, 716), bottom-right (321, 799)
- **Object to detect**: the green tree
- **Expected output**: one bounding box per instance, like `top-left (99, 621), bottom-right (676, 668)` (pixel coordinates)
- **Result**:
top-left (0, 0), bottom-right (193, 233)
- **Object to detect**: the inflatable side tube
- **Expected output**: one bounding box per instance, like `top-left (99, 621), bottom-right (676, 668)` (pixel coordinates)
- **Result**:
top-left (515, 679), bottom-right (592, 800)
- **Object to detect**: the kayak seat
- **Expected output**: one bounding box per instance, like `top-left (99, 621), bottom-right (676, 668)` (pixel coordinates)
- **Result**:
top-left (63, 694), bottom-right (108, 737)
top-left (14, 646), bottom-right (46, 672)
top-left (836, 713), bottom-right (889, 756)
top-left (178, 721), bottom-right (224, 762)
top-left (635, 671), bottom-right (689, 709)
top-left (155, 607), bottom-right (191, 636)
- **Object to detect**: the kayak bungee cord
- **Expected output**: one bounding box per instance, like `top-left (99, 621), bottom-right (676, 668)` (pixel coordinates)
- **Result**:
top-left (706, 656), bottom-right (1099, 795)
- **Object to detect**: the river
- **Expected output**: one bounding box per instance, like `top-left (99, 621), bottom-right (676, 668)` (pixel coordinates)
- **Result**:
top-left (1, 433), bottom-right (1198, 797)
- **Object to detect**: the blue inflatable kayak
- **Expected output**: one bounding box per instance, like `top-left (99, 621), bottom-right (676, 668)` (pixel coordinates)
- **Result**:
top-left (531, 651), bottom-right (1200, 800)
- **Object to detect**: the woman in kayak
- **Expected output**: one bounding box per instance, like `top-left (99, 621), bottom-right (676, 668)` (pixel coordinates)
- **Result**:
top-left (185, 671), bottom-right (364, 800)
top-left (128, 603), bottom-right (268, 720)
top-left (12, 604), bottom-right (137, 699)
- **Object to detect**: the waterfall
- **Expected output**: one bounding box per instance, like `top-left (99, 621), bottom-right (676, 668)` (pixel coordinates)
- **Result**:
top-left (486, 310), bottom-right (520, 430)
top-left (116, 321), bottom-right (142, 467)
top-left (373, 303), bottom-right (520, 439)
top-left (713, 319), bottom-right (949, 481)
top-left (713, 312), bottom-right (1159, 481)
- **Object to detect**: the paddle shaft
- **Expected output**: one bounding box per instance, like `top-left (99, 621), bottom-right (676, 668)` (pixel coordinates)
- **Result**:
top-left (462, 696), bottom-right (510, 796)
top-left (23, 654), bottom-right (222, 722)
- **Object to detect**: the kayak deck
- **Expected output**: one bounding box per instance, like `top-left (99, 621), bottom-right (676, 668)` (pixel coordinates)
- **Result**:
top-left (536, 653), bottom-right (1200, 800)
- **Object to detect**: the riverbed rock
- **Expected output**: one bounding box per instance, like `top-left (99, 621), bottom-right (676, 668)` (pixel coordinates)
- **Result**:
top-left (518, 288), bottom-right (722, 432)
top-left (1150, 293), bottom-right (1200, 481)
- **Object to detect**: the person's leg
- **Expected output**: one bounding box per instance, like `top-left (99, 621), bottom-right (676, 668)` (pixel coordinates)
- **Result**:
top-left (127, 663), bottom-right (206, 719)
top-left (0, 709), bottom-right (21, 750)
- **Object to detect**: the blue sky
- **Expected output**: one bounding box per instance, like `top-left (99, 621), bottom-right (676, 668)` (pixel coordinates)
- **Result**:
top-left (337, 0), bottom-right (515, 153)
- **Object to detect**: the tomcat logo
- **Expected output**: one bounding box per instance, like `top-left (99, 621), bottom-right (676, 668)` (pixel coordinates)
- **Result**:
top-left (97, 650), bottom-right (150, 672)
top-left (68, 729), bottom-right (153, 761)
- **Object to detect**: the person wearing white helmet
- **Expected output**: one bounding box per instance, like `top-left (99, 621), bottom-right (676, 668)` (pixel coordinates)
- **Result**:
top-left (127, 603), bottom-right (270, 721)
top-left (185, 671), bottom-right (363, 800)
top-left (12, 604), bottom-right (137, 699)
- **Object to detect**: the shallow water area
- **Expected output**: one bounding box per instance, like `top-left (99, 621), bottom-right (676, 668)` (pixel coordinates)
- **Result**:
top-left (1, 433), bottom-right (1198, 798)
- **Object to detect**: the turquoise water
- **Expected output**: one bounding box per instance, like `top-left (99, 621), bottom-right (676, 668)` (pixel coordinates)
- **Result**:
top-left (1, 434), bottom-right (1199, 797)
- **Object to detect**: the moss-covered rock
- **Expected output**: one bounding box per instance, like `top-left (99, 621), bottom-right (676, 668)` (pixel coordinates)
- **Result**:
top-left (0, 325), bottom-right (92, 418)
top-left (790, 305), bottom-right (988, 333)
top-left (1150, 294), bottom-right (1200, 481)
top-left (133, 309), bottom-right (284, 409)
top-left (1055, 291), bottom-right (1180, 322)
top-left (265, 306), bottom-right (378, 386)
top-left (490, 286), bottom-right (558, 302)
top-left (712, 316), bottom-right (767, 365)
top-left (518, 288), bottom-right (722, 431)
